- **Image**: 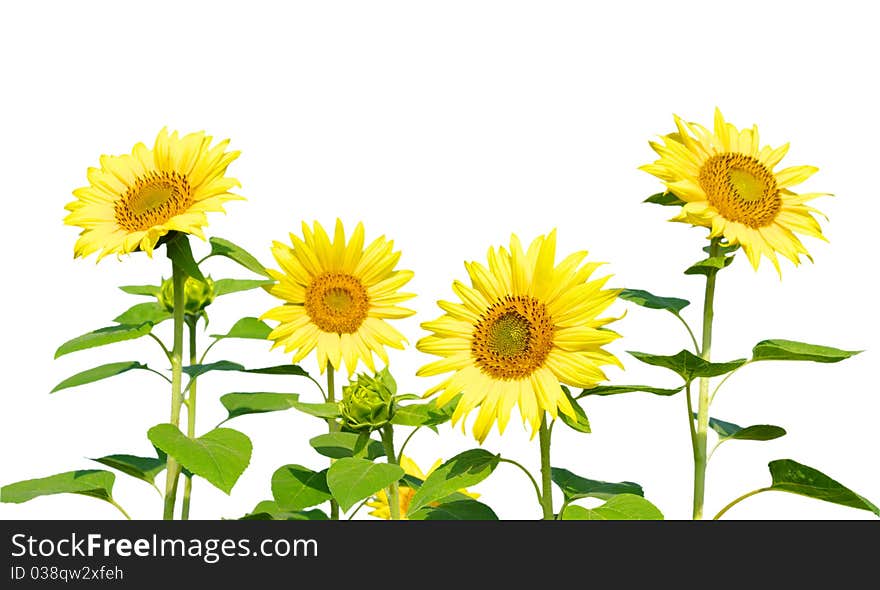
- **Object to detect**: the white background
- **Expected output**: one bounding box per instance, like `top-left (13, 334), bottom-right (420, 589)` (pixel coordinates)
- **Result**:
top-left (1, 1), bottom-right (877, 521)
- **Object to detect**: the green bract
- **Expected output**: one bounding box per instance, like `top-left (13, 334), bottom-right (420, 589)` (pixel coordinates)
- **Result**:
top-left (158, 275), bottom-right (216, 315)
top-left (339, 371), bottom-right (395, 432)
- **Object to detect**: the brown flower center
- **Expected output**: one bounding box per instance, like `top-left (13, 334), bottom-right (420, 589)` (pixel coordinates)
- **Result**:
top-left (115, 170), bottom-right (193, 232)
top-left (698, 153), bottom-right (780, 228)
top-left (471, 295), bottom-right (554, 380)
top-left (304, 272), bottom-right (370, 333)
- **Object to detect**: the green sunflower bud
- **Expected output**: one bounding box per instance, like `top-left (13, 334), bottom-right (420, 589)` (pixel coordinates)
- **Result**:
top-left (339, 370), bottom-right (395, 432)
top-left (158, 275), bottom-right (216, 315)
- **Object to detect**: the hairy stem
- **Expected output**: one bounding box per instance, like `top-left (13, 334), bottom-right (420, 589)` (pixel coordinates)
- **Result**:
top-left (181, 317), bottom-right (198, 520)
top-left (693, 238), bottom-right (720, 520)
top-left (162, 260), bottom-right (186, 520)
top-left (381, 425), bottom-right (401, 520)
top-left (327, 363), bottom-right (340, 520)
top-left (538, 414), bottom-right (554, 520)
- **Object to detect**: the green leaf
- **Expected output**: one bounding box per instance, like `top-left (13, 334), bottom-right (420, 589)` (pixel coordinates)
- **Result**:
top-left (644, 192), bottom-right (686, 207)
top-left (240, 501), bottom-right (328, 520)
top-left (90, 454), bottom-right (166, 489)
top-left (166, 233), bottom-right (205, 282)
top-left (619, 288), bottom-right (690, 314)
top-left (309, 432), bottom-right (384, 460)
top-left (408, 500), bottom-right (499, 520)
top-left (245, 364), bottom-right (312, 377)
top-left (700, 416), bottom-right (786, 442)
top-left (147, 424), bottom-right (252, 494)
top-left (181, 361), bottom-right (312, 380)
top-left (558, 386), bottom-right (591, 434)
top-left (113, 302), bottom-right (172, 326)
top-left (1, 470), bottom-right (116, 504)
top-left (220, 392), bottom-right (301, 422)
top-left (209, 237), bottom-right (271, 278)
top-left (210, 317), bottom-right (272, 340)
top-left (703, 242), bottom-right (740, 256)
top-left (685, 255), bottom-right (735, 276)
top-left (551, 467), bottom-right (643, 501)
top-left (213, 278), bottom-right (275, 297)
top-left (766, 459), bottom-right (879, 515)
top-left (326, 458), bottom-right (405, 512)
top-left (390, 395), bottom-right (459, 428)
top-left (376, 367), bottom-right (397, 395)
top-left (271, 465), bottom-right (332, 511)
top-left (628, 349), bottom-right (747, 382)
top-left (55, 323), bottom-right (154, 359)
top-left (182, 361), bottom-right (246, 379)
top-left (51, 361), bottom-right (151, 393)
top-left (119, 284), bottom-right (161, 297)
top-left (409, 449), bottom-right (500, 513)
top-left (751, 340), bottom-right (861, 363)
top-left (560, 494), bottom-right (664, 520)
top-left (291, 401), bottom-right (341, 419)
top-left (578, 384), bottom-right (682, 398)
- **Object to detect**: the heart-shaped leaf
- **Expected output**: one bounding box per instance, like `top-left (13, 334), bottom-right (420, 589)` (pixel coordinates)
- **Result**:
top-left (1, 470), bottom-right (117, 505)
top-left (767, 459), bottom-right (879, 515)
top-left (551, 467), bottom-right (643, 501)
top-left (51, 361), bottom-right (151, 393)
top-left (409, 450), bottom-right (499, 513)
top-left (219, 392), bottom-right (301, 422)
top-left (619, 288), bottom-right (690, 314)
top-left (271, 465), bottom-right (332, 511)
top-left (309, 433), bottom-right (384, 460)
top-left (213, 279), bottom-right (275, 297)
top-left (55, 323), bottom-right (155, 358)
top-left (326, 458), bottom-right (405, 512)
top-left (113, 302), bottom-right (172, 326)
top-left (148, 424), bottom-right (252, 494)
top-left (210, 317), bottom-right (272, 340)
top-left (751, 340), bottom-right (861, 363)
top-left (391, 395), bottom-right (459, 428)
top-left (209, 237), bottom-right (271, 278)
top-left (408, 499), bottom-right (499, 520)
top-left (560, 494), bottom-right (664, 520)
top-left (628, 349), bottom-right (747, 382)
top-left (90, 454), bottom-right (166, 489)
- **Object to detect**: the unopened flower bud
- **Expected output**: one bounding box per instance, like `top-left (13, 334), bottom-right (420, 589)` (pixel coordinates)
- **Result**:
top-left (158, 275), bottom-right (215, 315)
top-left (339, 371), bottom-right (395, 432)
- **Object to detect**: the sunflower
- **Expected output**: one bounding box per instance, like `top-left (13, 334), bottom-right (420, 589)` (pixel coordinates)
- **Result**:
top-left (640, 108), bottom-right (828, 272)
top-left (262, 220), bottom-right (415, 375)
top-left (365, 456), bottom-right (479, 520)
top-left (417, 230), bottom-right (622, 443)
top-left (64, 128), bottom-right (242, 260)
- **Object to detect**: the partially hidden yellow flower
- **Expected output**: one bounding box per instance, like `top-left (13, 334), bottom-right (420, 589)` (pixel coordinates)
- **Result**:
top-left (417, 230), bottom-right (622, 443)
top-left (65, 128), bottom-right (242, 260)
top-left (262, 220), bottom-right (416, 376)
top-left (641, 108), bottom-right (829, 273)
top-left (366, 456), bottom-right (479, 520)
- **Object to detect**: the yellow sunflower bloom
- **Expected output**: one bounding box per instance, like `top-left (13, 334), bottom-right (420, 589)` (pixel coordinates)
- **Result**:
top-left (417, 230), bottom-right (622, 443)
top-left (641, 108), bottom-right (829, 272)
top-left (64, 128), bottom-right (243, 260)
top-left (262, 220), bottom-right (416, 375)
top-left (366, 456), bottom-right (479, 520)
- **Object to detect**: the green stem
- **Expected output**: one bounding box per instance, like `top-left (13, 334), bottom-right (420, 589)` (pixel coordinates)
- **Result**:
top-left (498, 457), bottom-right (543, 510)
top-left (397, 427), bottom-right (421, 463)
top-left (381, 425), bottom-right (401, 520)
top-left (162, 259), bottom-right (187, 520)
top-left (712, 487), bottom-right (772, 520)
top-left (181, 317), bottom-right (198, 521)
top-left (672, 312), bottom-right (701, 355)
top-left (693, 238), bottom-right (720, 520)
top-left (109, 498), bottom-right (132, 520)
top-left (326, 362), bottom-right (340, 520)
top-left (538, 414), bottom-right (554, 520)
